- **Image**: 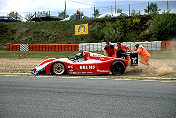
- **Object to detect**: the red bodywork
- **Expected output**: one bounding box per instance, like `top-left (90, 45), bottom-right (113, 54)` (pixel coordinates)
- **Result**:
top-left (32, 51), bottom-right (128, 75)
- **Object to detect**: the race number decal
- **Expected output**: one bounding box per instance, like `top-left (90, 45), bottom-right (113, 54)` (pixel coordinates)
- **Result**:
top-left (130, 53), bottom-right (138, 66)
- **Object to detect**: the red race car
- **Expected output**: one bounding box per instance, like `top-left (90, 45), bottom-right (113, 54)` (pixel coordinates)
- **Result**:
top-left (31, 51), bottom-right (138, 75)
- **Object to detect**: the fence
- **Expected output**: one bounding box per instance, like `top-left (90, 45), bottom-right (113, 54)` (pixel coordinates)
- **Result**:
top-left (6, 42), bottom-right (176, 51)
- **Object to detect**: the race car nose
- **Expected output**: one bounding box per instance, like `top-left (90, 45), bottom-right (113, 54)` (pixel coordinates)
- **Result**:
top-left (31, 69), bottom-right (36, 74)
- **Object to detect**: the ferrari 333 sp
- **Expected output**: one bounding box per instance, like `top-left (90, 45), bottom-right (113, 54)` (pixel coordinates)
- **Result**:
top-left (32, 51), bottom-right (138, 75)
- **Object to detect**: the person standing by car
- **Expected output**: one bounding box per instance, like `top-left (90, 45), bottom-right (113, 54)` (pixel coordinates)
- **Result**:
top-left (104, 42), bottom-right (116, 57)
top-left (133, 43), bottom-right (152, 66)
top-left (115, 42), bottom-right (130, 60)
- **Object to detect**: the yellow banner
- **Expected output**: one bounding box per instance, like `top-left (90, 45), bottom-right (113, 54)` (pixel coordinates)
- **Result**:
top-left (75, 23), bottom-right (88, 35)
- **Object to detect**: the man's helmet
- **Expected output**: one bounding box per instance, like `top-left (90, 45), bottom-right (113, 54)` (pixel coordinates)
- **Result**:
top-left (75, 53), bottom-right (82, 60)
top-left (75, 51), bottom-right (86, 60)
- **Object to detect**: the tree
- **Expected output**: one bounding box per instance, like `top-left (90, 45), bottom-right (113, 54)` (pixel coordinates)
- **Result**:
top-left (25, 12), bottom-right (34, 22)
top-left (131, 9), bottom-right (140, 16)
top-left (117, 8), bottom-right (122, 13)
top-left (144, 3), bottom-right (160, 15)
top-left (58, 11), bottom-right (69, 19)
top-left (103, 23), bottom-right (123, 42)
top-left (8, 11), bottom-right (23, 21)
top-left (93, 9), bottom-right (101, 18)
top-left (149, 13), bottom-right (176, 40)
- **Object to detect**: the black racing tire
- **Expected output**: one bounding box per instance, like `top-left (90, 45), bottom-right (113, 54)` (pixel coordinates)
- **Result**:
top-left (110, 60), bottom-right (126, 75)
top-left (51, 62), bottom-right (66, 75)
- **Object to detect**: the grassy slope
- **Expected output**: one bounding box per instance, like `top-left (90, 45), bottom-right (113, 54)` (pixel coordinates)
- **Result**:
top-left (0, 15), bottom-right (151, 47)
top-left (1, 14), bottom-right (175, 50)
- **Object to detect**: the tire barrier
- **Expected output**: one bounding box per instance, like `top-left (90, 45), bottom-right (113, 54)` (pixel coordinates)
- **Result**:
top-left (6, 44), bottom-right (79, 51)
top-left (6, 42), bottom-right (175, 51)
top-left (6, 44), bottom-right (20, 51)
top-left (161, 42), bottom-right (176, 51)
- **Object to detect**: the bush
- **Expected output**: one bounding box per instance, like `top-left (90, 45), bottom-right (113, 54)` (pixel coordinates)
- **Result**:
top-left (125, 31), bottom-right (140, 42)
top-left (150, 13), bottom-right (176, 40)
top-left (89, 25), bottom-right (105, 42)
top-left (104, 27), bottom-right (123, 42)
top-left (139, 30), bottom-right (151, 41)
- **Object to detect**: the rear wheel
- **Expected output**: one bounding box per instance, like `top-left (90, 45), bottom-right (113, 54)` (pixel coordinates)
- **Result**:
top-left (51, 62), bottom-right (66, 75)
top-left (110, 61), bottom-right (126, 75)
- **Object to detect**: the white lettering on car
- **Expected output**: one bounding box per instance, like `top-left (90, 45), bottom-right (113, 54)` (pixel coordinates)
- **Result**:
top-left (97, 69), bottom-right (109, 72)
top-left (68, 65), bottom-right (73, 69)
top-left (131, 57), bottom-right (137, 64)
top-left (80, 65), bottom-right (95, 70)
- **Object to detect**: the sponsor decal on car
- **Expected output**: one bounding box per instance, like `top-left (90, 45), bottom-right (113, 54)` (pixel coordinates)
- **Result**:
top-left (80, 65), bottom-right (95, 69)
top-left (68, 65), bottom-right (73, 69)
top-left (97, 69), bottom-right (109, 73)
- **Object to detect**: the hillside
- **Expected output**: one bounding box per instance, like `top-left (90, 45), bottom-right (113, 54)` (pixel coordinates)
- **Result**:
top-left (0, 13), bottom-right (176, 50)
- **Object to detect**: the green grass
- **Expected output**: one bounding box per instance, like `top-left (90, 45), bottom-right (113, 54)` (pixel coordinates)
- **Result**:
top-left (0, 50), bottom-right (175, 59)
top-left (0, 51), bottom-right (79, 59)
top-left (148, 50), bottom-right (176, 59)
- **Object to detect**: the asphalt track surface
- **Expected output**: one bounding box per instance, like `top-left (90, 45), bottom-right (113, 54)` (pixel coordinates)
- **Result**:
top-left (0, 75), bottom-right (176, 118)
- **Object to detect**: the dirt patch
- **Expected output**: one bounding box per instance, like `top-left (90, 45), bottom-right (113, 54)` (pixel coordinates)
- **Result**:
top-left (0, 58), bottom-right (175, 78)
top-left (125, 59), bottom-right (176, 78)
top-left (0, 58), bottom-right (43, 73)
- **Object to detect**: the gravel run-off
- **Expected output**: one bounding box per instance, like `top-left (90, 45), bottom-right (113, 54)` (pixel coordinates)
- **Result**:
top-left (0, 58), bottom-right (175, 78)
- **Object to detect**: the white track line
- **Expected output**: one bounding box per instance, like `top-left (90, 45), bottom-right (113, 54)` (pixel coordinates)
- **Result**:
top-left (0, 75), bottom-right (175, 82)
top-left (0, 75), bottom-right (18, 77)
top-left (160, 81), bottom-right (176, 83)
top-left (88, 78), bottom-right (108, 80)
top-left (35, 76), bottom-right (53, 78)
top-left (61, 77), bottom-right (81, 79)
top-left (114, 79), bottom-right (135, 81)
top-left (140, 80), bottom-right (157, 82)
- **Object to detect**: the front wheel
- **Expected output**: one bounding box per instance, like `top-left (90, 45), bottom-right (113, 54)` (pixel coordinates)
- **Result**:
top-left (51, 62), bottom-right (66, 75)
top-left (110, 61), bottom-right (126, 75)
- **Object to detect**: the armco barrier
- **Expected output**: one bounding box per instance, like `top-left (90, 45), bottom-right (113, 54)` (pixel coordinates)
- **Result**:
top-left (6, 44), bottom-right (79, 51)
